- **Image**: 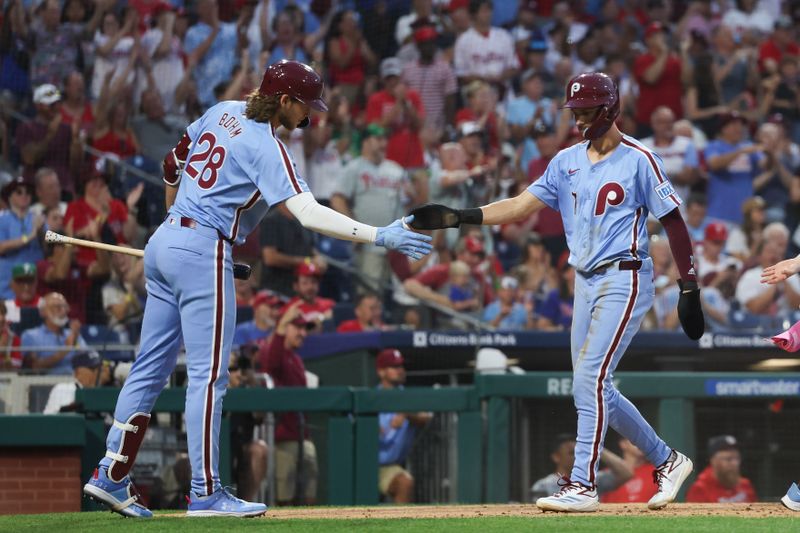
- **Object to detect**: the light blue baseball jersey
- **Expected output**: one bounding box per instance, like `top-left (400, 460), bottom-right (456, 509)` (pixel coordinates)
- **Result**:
top-left (528, 135), bottom-right (681, 273)
top-left (171, 100), bottom-right (309, 244)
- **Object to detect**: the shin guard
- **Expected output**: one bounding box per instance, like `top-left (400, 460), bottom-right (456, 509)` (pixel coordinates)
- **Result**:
top-left (106, 412), bottom-right (151, 482)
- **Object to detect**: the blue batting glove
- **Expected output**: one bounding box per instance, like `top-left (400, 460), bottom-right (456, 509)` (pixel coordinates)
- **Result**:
top-left (375, 216), bottom-right (433, 260)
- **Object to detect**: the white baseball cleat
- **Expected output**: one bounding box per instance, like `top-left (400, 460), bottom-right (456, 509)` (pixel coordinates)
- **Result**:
top-left (536, 478), bottom-right (599, 512)
top-left (781, 482), bottom-right (800, 511)
top-left (647, 450), bottom-right (693, 510)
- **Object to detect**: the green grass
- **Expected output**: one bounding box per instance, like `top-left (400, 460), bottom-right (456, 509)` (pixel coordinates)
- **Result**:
top-left (0, 513), bottom-right (798, 533)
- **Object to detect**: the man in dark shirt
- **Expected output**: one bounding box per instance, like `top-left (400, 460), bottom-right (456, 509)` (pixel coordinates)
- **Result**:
top-left (259, 203), bottom-right (326, 297)
top-left (15, 84), bottom-right (82, 195)
top-left (257, 301), bottom-right (318, 505)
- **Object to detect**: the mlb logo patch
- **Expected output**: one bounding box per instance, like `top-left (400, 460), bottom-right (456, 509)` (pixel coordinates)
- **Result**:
top-left (655, 181), bottom-right (675, 200)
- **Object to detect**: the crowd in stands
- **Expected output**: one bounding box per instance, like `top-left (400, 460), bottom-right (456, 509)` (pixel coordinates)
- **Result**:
top-left (0, 0), bottom-right (799, 376)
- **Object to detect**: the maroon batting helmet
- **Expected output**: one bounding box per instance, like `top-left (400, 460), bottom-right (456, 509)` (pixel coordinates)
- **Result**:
top-left (259, 60), bottom-right (328, 125)
top-left (562, 72), bottom-right (620, 140)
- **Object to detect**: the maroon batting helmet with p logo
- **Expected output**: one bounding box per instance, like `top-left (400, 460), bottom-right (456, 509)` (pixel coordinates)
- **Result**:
top-left (563, 72), bottom-right (620, 140)
top-left (259, 60), bottom-right (328, 126)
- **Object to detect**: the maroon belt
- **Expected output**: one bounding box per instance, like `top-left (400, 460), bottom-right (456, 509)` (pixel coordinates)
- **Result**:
top-left (177, 216), bottom-right (233, 243)
top-left (592, 260), bottom-right (643, 275)
top-left (180, 216), bottom-right (197, 229)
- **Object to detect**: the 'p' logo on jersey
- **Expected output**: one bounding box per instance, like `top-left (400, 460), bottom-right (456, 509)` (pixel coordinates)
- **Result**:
top-left (595, 182), bottom-right (625, 216)
top-left (570, 82), bottom-right (581, 97)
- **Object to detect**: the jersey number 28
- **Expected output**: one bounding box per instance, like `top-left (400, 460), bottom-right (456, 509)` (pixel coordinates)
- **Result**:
top-left (185, 131), bottom-right (226, 189)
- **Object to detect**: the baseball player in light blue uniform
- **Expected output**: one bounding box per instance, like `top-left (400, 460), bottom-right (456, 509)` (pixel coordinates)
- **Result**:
top-left (83, 60), bottom-right (432, 518)
top-left (407, 72), bottom-right (704, 512)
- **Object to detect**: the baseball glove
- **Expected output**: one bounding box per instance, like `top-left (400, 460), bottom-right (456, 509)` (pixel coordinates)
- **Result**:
top-left (677, 280), bottom-right (704, 340)
top-left (407, 203), bottom-right (483, 230)
top-left (233, 262), bottom-right (251, 281)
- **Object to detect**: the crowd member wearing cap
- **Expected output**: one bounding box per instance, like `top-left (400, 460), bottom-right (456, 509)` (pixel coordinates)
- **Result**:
top-left (758, 15), bottom-right (799, 75)
top-left (5, 262), bottom-right (41, 332)
top-left (696, 222), bottom-right (741, 287)
top-left (284, 261), bottom-right (335, 329)
top-left (257, 301), bottom-right (319, 505)
top-left (686, 435), bottom-right (757, 503)
top-left (735, 239), bottom-right (800, 317)
top-left (633, 22), bottom-right (684, 138)
top-left (260, 201), bottom-right (326, 298)
top-left (183, 0), bottom-right (239, 107)
top-left (332, 124), bottom-right (414, 290)
top-left (0, 178), bottom-right (44, 299)
top-left (337, 292), bottom-right (384, 333)
top-left (376, 348), bottom-right (432, 503)
top-left (395, 0), bottom-right (441, 46)
top-left (21, 292), bottom-right (89, 375)
top-left (325, 9), bottom-right (377, 106)
top-left (233, 290), bottom-right (282, 348)
top-left (453, 0), bottom-right (519, 91)
top-left (482, 275), bottom-right (530, 329)
top-left (43, 350), bottom-right (110, 414)
top-left (365, 57), bottom-right (426, 170)
top-left (18, 87), bottom-right (76, 190)
top-left (508, 71), bottom-right (557, 172)
top-left (0, 301), bottom-right (22, 371)
top-left (404, 236), bottom-right (494, 315)
top-left (401, 25), bottom-right (458, 131)
top-left (531, 433), bottom-right (632, 501)
top-left (640, 106), bottom-right (700, 206)
top-left (704, 112), bottom-right (765, 224)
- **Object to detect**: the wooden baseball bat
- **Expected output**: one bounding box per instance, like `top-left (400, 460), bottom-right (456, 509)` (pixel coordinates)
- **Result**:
top-left (44, 230), bottom-right (144, 258)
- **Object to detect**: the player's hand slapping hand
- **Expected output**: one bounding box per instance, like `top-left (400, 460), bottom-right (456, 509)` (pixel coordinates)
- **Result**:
top-left (375, 216), bottom-right (433, 261)
top-left (677, 280), bottom-right (704, 340)
top-left (406, 203), bottom-right (483, 230)
top-left (761, 257), bottom-right (800, 285)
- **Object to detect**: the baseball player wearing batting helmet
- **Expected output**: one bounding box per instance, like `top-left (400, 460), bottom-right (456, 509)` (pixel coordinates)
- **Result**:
top-left (407, 72), bottom-right (703, 512)
top-left (83, 60), bottom-right (432, 518)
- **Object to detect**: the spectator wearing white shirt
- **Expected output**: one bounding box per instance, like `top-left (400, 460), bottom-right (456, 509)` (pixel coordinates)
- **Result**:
top-left (139, 4), bottom-right (185, 115)
top-left (453, 0), bottom-right (519, 90)
top-left (395, 0), bottom-right (441, 46)
top-left (43, 351), bottom-right (109, 414)
top-left (721, 0), bottom-right (776, 40)
top-left (736, 241), bottom-right (800, 317)
top-left (641, 106), bottom-right (700, 205)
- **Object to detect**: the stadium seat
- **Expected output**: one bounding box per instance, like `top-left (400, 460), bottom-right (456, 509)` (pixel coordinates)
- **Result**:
top-left (81, 324), bottom-right (129, 361)
top-left (332, 302), bottom-right (355, 327)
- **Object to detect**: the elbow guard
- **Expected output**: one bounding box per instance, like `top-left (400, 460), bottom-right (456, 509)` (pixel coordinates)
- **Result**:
top-left (162, 133), bottom-right (191, 186)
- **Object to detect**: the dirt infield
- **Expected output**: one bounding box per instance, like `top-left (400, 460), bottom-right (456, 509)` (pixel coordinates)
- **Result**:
top-left (265, 503), bottom-right (794, 520)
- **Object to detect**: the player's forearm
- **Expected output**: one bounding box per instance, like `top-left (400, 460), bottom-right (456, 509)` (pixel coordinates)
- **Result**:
top-left (660, 208), bottom-right (696, 283)
top-left (285, 192), bottom-right (377, 244)
top-left (480, 190), bottom-right (543, 226)
top-left (165, 185), bottom-right (178, 210)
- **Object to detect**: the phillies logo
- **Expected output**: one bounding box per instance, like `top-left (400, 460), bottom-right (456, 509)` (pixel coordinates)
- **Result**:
top-left (595, 182), bottom-right (625, 216)
top-left (570, 82), bottom-right (581, 97)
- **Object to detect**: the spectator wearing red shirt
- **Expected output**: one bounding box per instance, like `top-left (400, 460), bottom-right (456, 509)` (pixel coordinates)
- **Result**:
top-left (325, 9), bottom-right (377, 106)
top-left (337, 292), bottom-right (384, 332)
top-left (38, 206), bottom-right (110, 324)
top-left (758, 16), bottom-right (799, 75)
top-left (686, 435), bottom-right (757, 503)
top-left (633, 22), bottom-right (683, 137)
top-left (284, 261), bottom-right (335, 329)
top-left (59, 71), bottom-right (95, 138)
top-left (63, 172), bottom-right (142, 269)
top-left (366, 57), bottom-right (426, 169)
top-left (603, 438), bottom-right (658, 503)
top-left (404, 236), bottom-right (494, 310)
top-left (257, 302), bottom-right (318, 505)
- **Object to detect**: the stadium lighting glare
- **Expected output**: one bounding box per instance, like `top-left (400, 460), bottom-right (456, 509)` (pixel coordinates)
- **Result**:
top-left (750, 358), bottom-right (800, 370)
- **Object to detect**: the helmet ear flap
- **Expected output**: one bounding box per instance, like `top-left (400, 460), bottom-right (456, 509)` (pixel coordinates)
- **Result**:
top-left (583, 105), bottom-right (610, 140)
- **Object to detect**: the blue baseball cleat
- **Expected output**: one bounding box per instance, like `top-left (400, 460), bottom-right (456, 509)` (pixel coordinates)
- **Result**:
top-left (187, 487), bottom-right (267, 517)
top-left (83, 467), bottom-right (153, 518)
top-left (781, 482), bottom-right (800, 511)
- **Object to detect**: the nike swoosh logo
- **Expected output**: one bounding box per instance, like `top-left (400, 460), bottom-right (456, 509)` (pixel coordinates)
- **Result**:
top-left (568, 168), bottom-right (579, 175)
